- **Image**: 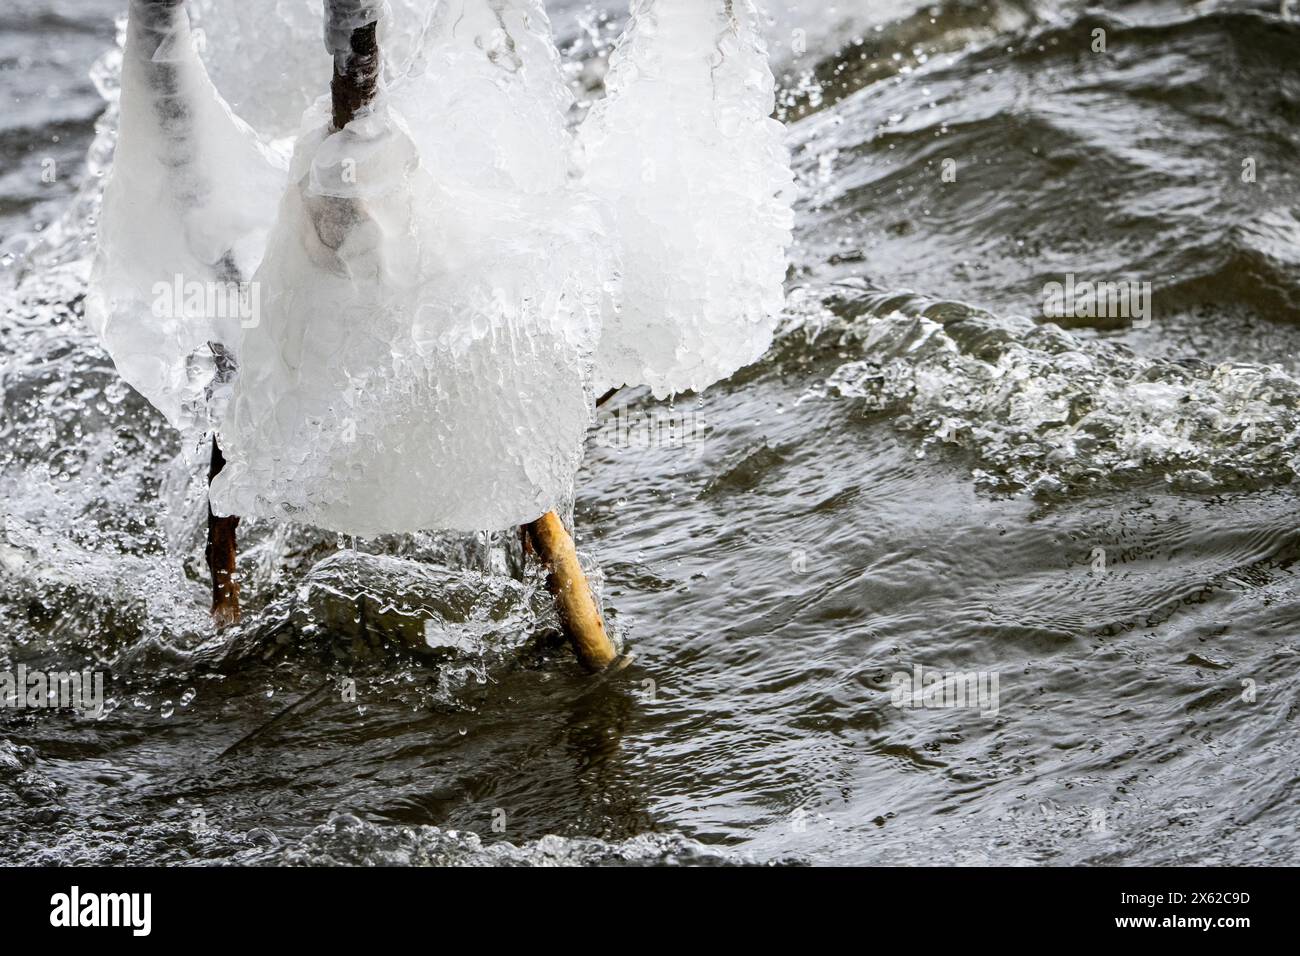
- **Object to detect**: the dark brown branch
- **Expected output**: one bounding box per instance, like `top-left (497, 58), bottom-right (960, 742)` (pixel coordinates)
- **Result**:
top-left (331, 20), bottom-right (379, 130)
top-left (206, 436), bottom-right (241, 626)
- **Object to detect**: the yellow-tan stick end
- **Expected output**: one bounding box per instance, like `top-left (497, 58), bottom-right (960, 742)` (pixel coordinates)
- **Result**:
top-left (525, 510), bottom-right (622, 673)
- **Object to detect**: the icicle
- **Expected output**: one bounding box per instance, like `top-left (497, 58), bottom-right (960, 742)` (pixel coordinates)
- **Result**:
top-left (86, 0), bottom-right (285, 442)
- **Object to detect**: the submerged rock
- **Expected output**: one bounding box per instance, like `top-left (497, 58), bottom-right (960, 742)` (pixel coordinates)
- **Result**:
top-left (284, 550), bottom-right (546, 663)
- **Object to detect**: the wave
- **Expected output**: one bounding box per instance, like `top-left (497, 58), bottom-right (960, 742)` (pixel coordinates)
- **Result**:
top-left (780, 278), bottom-right (1300, 495)
top-left (787, 2), bottom-right (1300, 324)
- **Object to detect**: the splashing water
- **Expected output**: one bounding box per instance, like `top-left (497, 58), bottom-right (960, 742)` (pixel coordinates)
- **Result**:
top-left (3, 0), bottom-right (1300, 867)
top-left (785, 280), bottom-right (1300, 497)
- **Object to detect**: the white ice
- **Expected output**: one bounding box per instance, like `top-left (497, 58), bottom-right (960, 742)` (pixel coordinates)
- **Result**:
top-left (90, 0), bottom-right (794, 535)
top-left (388, 0), bottom-right (578, 196)
top-left (87, 0), bottom-right (286, 440)
top-left (208, 3), bottom-right (611, 534)
top-left (188, 0), bottom-right (437, 144)
top-left (579, 0), bottom-right (795, 398)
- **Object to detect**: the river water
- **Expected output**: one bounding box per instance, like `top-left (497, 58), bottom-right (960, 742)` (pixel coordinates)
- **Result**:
top-left (1, 0), bottom-right (1298, 865)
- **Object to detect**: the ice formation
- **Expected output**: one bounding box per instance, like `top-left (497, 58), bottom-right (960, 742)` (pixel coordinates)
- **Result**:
top-left (208, 6), bottom-right (610, 535)
top-left (87, 0), bottom-right (795, 535)
top-left (87, 0), bottom-right (286, 440)
top-left (187, 0), bottom-right (436, 144)
top-left (579, 0), bottom-right (795, 397)
top-left (388, 0), bottom-right (577, 196)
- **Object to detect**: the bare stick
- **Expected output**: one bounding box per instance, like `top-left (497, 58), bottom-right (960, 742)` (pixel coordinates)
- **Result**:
top-left (524, 511), bottom-right (628, 673)
top-left (326, 1), bottom-right (381, 130)
top-left (206, 436), bottom-right (241, 626)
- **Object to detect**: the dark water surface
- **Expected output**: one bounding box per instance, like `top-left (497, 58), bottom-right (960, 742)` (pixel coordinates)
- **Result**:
top-left (2, 0), bottom-right (1299, 865)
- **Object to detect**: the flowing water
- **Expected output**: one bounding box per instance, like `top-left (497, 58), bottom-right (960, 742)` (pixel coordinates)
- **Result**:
top-left (2, 0), bottom-right (1299, 865)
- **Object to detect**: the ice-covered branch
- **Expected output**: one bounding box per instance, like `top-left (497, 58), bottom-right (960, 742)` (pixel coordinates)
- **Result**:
top-left (88, 0), bottom-right (283, 438)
